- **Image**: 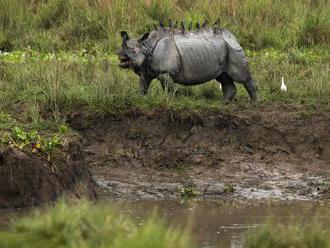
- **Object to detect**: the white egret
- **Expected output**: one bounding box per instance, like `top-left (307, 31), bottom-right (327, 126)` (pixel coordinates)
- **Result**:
top-left (281, 77), bottom-right (287, 92)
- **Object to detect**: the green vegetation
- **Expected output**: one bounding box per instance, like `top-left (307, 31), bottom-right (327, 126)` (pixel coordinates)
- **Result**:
top-left (223, 183), bottom-right (236, 193)
top-left (180, 177), bottom-right (199, 199)
top-left (245, 219), bottom-right (330, 248)
top-left (0, 125), bottom-right (63, 159)
top-left (0, 0), bottom-right (329, 52)
top-left (320, 180), bottom-right (330, 193)
top-left (0, 200), bottom-right (193, 248)
top-left (0, 48), bottom-right (328, 119)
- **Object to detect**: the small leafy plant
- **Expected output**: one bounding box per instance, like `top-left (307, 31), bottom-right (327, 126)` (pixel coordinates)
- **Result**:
top-left (223, 183), bottom-right (236, 193)
top-left (319, 180), bottom-right (330, 193)
top-left (0, 126), bottom-right (62, 160)
top-left (180, 177), bottom-right (199, 199)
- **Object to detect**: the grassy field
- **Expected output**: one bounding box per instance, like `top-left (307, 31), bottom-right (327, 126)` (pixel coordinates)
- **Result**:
top-left (0, 0), bottom-right (329, 139)
top-left (0, 0), bottom-right (329, 52)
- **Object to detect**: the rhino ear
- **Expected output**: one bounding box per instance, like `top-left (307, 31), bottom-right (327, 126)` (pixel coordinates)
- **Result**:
top-left (120, 31), bottom-right (130, 42)
top-left (138, 32), bottom-right (150, 43)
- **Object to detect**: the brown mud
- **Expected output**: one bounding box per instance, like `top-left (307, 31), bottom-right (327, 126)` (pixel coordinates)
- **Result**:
top-left (1, 104), bottom-right (330, 208)
top-left (0, 147), bottom-right (96, 209)
top-left (68, 105), bottom-right (330, 201)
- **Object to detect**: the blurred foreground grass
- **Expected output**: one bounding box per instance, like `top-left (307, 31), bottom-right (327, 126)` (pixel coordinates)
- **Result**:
top-left (0, 200), bottom-right (193, 248)
top-left (0, 200), bottom-right (329, 248)
top-left (246, 218), bottom-right (330, 248)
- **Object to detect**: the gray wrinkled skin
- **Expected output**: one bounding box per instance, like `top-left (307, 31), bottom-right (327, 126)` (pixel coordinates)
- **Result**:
top-left (118, 27), bottom-right (258, 102)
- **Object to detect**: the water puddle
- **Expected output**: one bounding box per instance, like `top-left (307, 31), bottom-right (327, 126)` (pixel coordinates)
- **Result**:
top-left (109, 200), bottom-right (330, 248)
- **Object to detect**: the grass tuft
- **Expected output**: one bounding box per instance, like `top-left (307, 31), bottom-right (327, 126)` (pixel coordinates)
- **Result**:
top-left (245, 218), bottom-right (330, 248)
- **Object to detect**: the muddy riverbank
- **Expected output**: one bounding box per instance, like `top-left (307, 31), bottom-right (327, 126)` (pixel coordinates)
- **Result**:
top-left (1, 105), bottom-right (330, 208)
top-left (70, 105), bottom-right (330, 201)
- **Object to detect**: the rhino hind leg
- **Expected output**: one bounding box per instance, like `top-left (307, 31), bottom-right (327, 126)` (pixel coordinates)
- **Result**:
top-left (243, 79), bottom-right (258, 102)
top-left (216, 73), bottom-right (237, 103)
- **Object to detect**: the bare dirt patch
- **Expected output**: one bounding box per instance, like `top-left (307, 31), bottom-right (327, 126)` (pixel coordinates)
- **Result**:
top-left (68, 105), bottom-right (330, 200)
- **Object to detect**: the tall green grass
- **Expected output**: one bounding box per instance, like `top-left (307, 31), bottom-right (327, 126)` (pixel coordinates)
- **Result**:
top-left (245, 219), bottom-right (330, 248)
top-left (0, 48), bottom-right (329, 127)
top-left (0, 200), bottom-right (193, 248)
top-left (0, 0), bottom-right (329, 52)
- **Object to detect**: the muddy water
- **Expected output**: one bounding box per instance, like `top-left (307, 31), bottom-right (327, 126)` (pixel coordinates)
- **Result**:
top-left (0, 200), bottom-right (329, 248)
top-left (112, 200), bottom-right (330, 248)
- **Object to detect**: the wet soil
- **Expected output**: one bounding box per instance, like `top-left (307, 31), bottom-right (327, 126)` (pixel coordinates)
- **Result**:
top-left (0, 147), bottom-right (96, 209)
top-left (1, 104), bottom-right (329, 209)
top-left (68, 105), bottom-right (330, 201)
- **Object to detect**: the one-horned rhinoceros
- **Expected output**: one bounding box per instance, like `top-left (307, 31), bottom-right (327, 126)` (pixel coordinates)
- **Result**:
top-left (117, 21), bottom-right (258, 102)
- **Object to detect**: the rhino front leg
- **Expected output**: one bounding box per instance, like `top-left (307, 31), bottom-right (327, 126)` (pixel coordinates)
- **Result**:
top-left (139, 75), bottom-right (152, 95)
top-left (159, 74), bottom-right (175, 94)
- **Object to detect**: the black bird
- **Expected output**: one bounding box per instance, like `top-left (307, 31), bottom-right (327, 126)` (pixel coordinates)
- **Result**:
top-left (214, 18), bottom-right (220, 27)
top-left (159, 21), bottom-right (164, 28)
top-left (202, 20), bottom-right (208, 28)
top-left (213, 18), bottom-right (220, 34)
top-left (181, 21), bottom-right (185, 34)
top-left (195, 22), bottom-right (200, 30)
top-left (188, 21), bottom-right (193, 31)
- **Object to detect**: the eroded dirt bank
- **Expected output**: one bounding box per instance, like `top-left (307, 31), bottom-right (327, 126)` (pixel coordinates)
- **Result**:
top-left (68, 105), bottom-right (330, 201)
top-left (1, 105), bottom-right (329, 209)
top-left (0, 147), bottom-right (96, 209)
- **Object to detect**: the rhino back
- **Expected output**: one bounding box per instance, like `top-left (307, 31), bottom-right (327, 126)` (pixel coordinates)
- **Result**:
top-left (173, 33), bottom-right (227, 84)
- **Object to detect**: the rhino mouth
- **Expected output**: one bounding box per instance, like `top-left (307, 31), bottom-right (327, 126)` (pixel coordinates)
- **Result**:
top-left (119, 55), bottom-right (131, 68)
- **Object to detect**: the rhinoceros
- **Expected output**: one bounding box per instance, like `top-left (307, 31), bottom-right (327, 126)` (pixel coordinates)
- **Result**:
top-left (117, 21), bottom-right (258, 102)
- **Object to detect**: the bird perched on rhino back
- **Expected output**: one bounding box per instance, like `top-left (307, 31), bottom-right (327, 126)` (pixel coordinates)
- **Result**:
top-left (117, 20), bottom-right (258, 102)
